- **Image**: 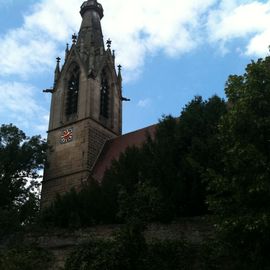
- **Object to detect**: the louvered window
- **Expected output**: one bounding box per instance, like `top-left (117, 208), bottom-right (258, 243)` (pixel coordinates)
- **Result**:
top-left (100, 70), bottom-right (109, 118)
top-left (66, 65), bottom-right (80, 116)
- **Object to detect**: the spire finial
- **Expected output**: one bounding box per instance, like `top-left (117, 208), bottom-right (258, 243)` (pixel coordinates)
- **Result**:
top-left (72, 33), bottom-right (77, 44)
top-left (106, 39), bottom-right (112, 49)
top-left (54, 57), bottom-right (61, 88)
top-left (112, 50), bottom-right (115, 64)
top-left (118, 64), bottom-right (122, 73)
top-left (65, 43), bottom-right (69, 60)
top-left (117, 64), bottom-right (122, 82)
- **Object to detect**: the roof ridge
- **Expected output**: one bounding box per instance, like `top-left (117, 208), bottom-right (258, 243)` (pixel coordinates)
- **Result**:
top-left (107, 123), bottom-right (157, 143)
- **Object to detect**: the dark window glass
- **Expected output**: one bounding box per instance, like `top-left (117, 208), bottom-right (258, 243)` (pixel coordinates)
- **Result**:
top-left (66, 65), bottom-right (80, 116)
top-left (100, 70), bottom-right (109, 118)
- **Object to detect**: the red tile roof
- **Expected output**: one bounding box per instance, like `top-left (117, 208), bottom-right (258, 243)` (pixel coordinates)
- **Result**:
top-left (91, 124), bottom-right (157, 182)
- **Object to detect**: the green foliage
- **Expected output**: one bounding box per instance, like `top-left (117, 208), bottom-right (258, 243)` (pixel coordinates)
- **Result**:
top-left (207, 56), bottom-right (270, 269)
top-left (65, 238), bottom-right (118, 270)
top-left (146, 240), bottom-right (194, 270)
top-left (117, 181), bottom-right (165, 223)
top-left (65, 223), bottom-right (194, 270)
top-left (42, 95), bottom-right (226, 227)
top-left (4, 53), bottom-right (270, 269)
top-left (196, 239), bottom-right (226, 270)
top-left (153, 96), bottom-right (226, 217)
top-left (40, 180), bottom-right (107, 228)
top-left (65, 222), bottom-right (146, 270)
top-left (0, 124), bottom-right (47, 236)
top-left (102, 95), bottom-right (226, 221)
top-left (0, 245), bottom-right (53, 270)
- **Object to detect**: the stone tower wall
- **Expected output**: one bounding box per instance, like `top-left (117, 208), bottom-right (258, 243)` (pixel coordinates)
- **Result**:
top-left (87, 119), bottom-right (116, 170)
top-left (42, 118), bottom-right (117, 207)
top-left (41, 0), bottom-right (123, 207)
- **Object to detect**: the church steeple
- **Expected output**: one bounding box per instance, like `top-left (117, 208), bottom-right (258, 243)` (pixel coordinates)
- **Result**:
top-left (77, 0), bottom-right (105, 74)
top-left (41, 0), bottom-right (124, 207)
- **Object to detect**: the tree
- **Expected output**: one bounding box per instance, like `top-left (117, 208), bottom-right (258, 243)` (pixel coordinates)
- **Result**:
top-left (41, 180), bottom-right (107, 228)
top-left (0, 124), bottom-right (47, 235)
top-left (207, 56), bottom-right (270, 269)
top-left (41, 96), bottom-right (227, 227)
top-left (140, 96), bottom-right (226, 218)
top-left (102, 95), bottom-right (226, 221)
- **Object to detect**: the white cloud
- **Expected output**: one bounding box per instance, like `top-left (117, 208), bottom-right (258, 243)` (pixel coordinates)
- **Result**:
top-left (2, 0), bottom-right (270, 137)
top-left (1, 0), bottom-right (270, 80)
top-left (102, 0), bottom-right (217, 75)
top-left (207, 0), bottom-right (270, 56)
top-left (246, 29), bottom-right (270, 55)
top-left (0, 0), bottom-right (218, 80)
top-left (0, 0), bottom-right (81, 78)
top-left (0, 81), bottom-right (49, 134)
top-left (137, 98), bottom-right (151, 108)
top-left (34, 114), bottom-right (50, 135)
top-left (24, 0), bottom-right (80, 42)
top-left (0, 28), bottom-right (56, 77)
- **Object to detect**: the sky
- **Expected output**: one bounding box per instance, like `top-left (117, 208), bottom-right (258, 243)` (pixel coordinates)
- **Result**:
top-left (0, 0), bottom-right (270, 137)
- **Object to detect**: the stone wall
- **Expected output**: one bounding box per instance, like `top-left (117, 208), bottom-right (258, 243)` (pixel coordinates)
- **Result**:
top-left (41, 117), bottom-right (117, 207)
top-left (87, 119), bottom-right (116, 170)
top-left (3, 217), bottom-right (214, 269)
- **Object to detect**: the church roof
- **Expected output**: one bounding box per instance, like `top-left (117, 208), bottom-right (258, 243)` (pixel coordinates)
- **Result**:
top-left (91, 124), bottom-right (157, 182)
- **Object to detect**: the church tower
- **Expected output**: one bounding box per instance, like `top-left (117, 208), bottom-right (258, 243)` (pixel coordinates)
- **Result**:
top-left (41, 0), bottom-right (123, 207)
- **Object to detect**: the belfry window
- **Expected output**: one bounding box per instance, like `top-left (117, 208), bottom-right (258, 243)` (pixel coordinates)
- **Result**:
top-left (100, 70), bottom-right (109, 118)
top-left (66, 65), bottom-right (80, 116)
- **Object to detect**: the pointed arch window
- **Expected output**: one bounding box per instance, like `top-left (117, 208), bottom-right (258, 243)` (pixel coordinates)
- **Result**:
top-left (66, 65), bottom-right (80, 116)
top-left (100, 70), bottom-right (109, 118)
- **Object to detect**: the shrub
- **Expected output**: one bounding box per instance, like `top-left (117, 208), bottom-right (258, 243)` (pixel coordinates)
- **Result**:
top-left (65, 223), bottom-right (195, 270)
top-left (0, 245), bottom-right (53, 270)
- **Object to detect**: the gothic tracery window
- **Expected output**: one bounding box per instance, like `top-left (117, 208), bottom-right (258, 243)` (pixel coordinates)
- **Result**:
top-left (66, 65), bottom-right (80, 116)
top-left (100, 70), bottom-right (109, 118)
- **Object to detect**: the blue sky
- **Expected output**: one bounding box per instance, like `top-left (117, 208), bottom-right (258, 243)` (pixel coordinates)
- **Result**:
top-left (0, 0), bottom-right (269, 137)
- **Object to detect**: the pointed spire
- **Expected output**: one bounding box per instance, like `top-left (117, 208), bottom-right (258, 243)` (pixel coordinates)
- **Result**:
top-left (54, 57), bottom-right (61, 87)
top-left (77, 0), bottom-right (105, 66)
top-left (65, 43), bottom-right (69, 60)
top-left (112, 50), bottom-right (115, 65)
top-left (118, 65), bottom-right (122, 77)
top-left (117, 64), bottom-right (122, 84)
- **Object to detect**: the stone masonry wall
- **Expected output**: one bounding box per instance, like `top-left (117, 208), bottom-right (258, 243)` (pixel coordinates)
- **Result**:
top-left (42, 118), bottom-right (116, 207)
top-left (87, 119), bottom-right (116, 170)
top-left (0, 217), bottom-right (214, 270)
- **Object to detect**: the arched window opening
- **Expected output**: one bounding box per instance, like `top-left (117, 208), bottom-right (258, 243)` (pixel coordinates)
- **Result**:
top-left (100, 70), bottom-right (109, 118)
top-left (66, 65), bottom-right (80, 116)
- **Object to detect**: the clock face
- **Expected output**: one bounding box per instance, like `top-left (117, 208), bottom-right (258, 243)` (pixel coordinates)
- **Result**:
top-left (61, 128), bottom-right (73, 144)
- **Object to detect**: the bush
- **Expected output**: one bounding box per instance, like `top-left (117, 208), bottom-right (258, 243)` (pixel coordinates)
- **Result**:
top-left (40, 180), bottom-right (107, 228)
top-left (0, 245), bottom-right (53, 270)
top-left (65, 238), bottom-right (118, 270)
top-left (65, 223), bottom-right (195, 270)
top-left (146, 240), bottom-right (194, 270)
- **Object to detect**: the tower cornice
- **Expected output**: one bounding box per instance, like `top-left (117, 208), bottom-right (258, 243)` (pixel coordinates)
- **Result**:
top-left (80, 0), bottom-right (104, 19)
